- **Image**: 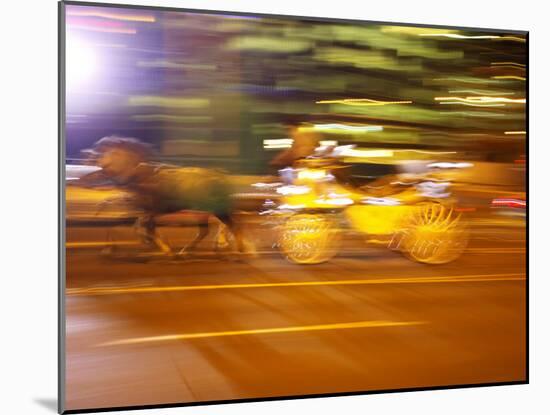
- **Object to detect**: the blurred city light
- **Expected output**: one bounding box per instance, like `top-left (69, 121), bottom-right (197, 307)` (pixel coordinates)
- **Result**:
top-left (66, 35), bottom-right (97, 89)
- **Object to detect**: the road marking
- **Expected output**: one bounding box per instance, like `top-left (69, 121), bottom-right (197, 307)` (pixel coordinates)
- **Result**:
top-left (67, 273), bottom-right (525, 297)
top-left (66, 241), bottom-right (141, 248)
top-left (66, 241), bottom-right (526, 253)
top-left (465, 250), bottom-right (525, 254)
top-left (465, 247), bottom-right (525, 253)
top-left (97, 320), bottom-right (426, 346)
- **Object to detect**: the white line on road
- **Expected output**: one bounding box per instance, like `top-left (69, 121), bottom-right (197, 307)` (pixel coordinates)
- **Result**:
top-left (67, 273), bottom-right (525, 297)
top-left (97, 320), bottom-right (426, 346)
top-left (66, 241), bottom-right (527, 253)
top-left (66, 241), bottom-right (141, 248)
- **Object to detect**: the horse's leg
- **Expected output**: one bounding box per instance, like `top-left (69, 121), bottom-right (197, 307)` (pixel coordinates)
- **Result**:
top-left (136, 214), bottom-right (172, 255)
top-left (179, 213), bottom-right (210, 255)
top-left (218, 213), bottom-right (257, 256)
top-left (213, 217), bottom-right (230, 251)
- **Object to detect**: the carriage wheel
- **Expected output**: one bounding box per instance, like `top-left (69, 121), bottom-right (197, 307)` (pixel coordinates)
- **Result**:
top-left (279, 213), bottom-right (341, 265)
top-left (400, 202), bottom-right (469, 264)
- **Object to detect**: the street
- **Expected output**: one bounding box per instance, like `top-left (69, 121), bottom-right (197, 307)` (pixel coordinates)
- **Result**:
top-left (59, 5), bottom-right (528, 412)
top-left (64, 221), bottom-right (526, 411)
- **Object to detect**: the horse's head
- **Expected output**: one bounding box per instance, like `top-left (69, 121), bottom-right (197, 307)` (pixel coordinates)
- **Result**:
top-left (90, 136), bottom-right (152, 184)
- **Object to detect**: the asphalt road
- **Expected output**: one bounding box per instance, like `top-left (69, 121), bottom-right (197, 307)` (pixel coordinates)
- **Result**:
top-left (64, 221), bottom-right (526, 411)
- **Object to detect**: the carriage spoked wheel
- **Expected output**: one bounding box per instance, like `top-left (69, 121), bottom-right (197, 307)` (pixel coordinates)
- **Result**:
top-left (399, 201), bottom-right (469, 265)
top-left (279, 213), bottom-right (342, 265)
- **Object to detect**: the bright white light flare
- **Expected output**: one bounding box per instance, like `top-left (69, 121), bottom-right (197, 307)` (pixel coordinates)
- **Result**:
top-left (66, 36), bottom-right (98, 89)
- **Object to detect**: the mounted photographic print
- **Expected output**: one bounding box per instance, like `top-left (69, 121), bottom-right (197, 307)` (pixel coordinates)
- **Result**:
top-left (59, 1), bottom-right (528, 413)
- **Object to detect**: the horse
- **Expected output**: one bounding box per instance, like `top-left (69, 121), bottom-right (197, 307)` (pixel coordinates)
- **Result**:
top-left (82, 135), bottom-right (250, 257)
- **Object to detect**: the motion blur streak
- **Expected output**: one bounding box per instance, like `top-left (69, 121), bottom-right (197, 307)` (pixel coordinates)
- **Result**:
top-left (309, 124), bottom-right (384, 132)
top-left (439, 102), bottom-right (506, 107)
top-left (419, 33), bottom-right (526, 42)
top-left (67, 273), bottom-right (525, 297)
top-left (68, 9), bottom-right (156, 22)
top-left (68, 24), bottom-right (137, 34)
top-left (492, 75), bottom-right (526, 80)
top-left (491, 62), bottom-right (526, 67)
top-left (434, 96), bottom-right (526, 103)
top-left (316, 98), bottom-right (413, 106)
top-left (98, 320), bottom-right (427, 346)
top-left (448, 89), bottom-right (516, 95)
top-left (127, 96), bottom-right (210, 108)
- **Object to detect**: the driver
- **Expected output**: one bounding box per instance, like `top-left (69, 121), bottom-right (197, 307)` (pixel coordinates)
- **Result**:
top-left (269, 125), bottom-right (321, 169)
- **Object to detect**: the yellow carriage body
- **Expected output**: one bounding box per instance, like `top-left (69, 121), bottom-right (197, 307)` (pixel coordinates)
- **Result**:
top-left (344, 205), bottom-right (411, 235)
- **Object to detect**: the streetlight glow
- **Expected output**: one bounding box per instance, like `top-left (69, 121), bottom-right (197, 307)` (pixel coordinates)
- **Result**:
top-left (66, 36), bottom-right (97, 89)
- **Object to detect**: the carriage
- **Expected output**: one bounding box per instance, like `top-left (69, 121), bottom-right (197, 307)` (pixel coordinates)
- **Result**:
top-left (266, 156), bottom-right (470, 265)
top-left (67, 136), bottom-right (470, 265)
